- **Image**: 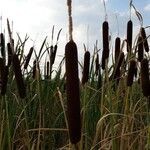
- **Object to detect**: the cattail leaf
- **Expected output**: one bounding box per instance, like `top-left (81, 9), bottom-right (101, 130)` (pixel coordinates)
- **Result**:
top-left (24, 47), bottom-right (34, 69)
top-left (37, 37), bottom-right (47, 60)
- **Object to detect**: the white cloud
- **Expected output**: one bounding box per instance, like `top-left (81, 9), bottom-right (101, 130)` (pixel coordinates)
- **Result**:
top-left (144, 3), bottom-right (150, 11)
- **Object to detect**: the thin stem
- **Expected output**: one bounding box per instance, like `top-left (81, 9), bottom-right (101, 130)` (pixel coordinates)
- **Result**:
top-left (67, 0), bottom-right (73, 40)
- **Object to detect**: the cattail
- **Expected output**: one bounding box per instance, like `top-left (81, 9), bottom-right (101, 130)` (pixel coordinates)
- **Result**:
top-left (50, 45), bottom-right (53, 66)
top-left (141, 59), bottom-right (150, 97)
top-left (97, 67), bottom-right (102, 89)
top-left (46, 61), bottom-right (50, 77)
top-left (112, 52), bottom-right (124, 82)
top-left (0, 58), bottom-right (5, 79)
top-left (115, 37), bottom-right (121, 62)
top-left (127, 59), bottom-right (137, 86)
top-left (65, 40), bottom-right (81, 144)
top-left (33, 60), bottom-right (36, 79)
top-left (1, 66), bottom-right (9, 95)
top-left (52, 44), bottom-right (57, 65)
top-left (137, 36), bottom-right (144, 62)
top-left (12, 54), bottom-right (26, 98)
top-left (24, 47), bottom-right (34, 69)
top-left (102, 21), bottom-right (109, 70)
top-left (113, 68), bottom-right (121, 84)
top-left (7, 43), bottom-right (13, 67)
top-left (117, 52), bottom-right (125, 69)
top-left (95, 53), bottom-right (99, 76)
top-left (82, 51), bottom-right (90, 85)
top-left (127, 20), bottom-right (133, 53)
top-left (141, 27), bottom-right (149, 52)
top-left (0, 33), bottom-right (5, 59)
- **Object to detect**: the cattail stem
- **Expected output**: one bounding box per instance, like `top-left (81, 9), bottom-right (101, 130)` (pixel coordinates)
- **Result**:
top-left (67, 0), bottom-right (73, 40)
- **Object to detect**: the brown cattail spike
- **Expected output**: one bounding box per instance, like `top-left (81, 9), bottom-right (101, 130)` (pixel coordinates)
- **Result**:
top-left (95, 53), bottom-right (99, 76)
top-left (97, 67), bottom-right (102, 89)
top-left (65, 40), bottom-right (81, 144)
top-left (0, 33), bottom-right (5, 60)
top-left (102, 21), bottom-right (109, 70)
top-left (141, 59), bottom-right (150, 97)
top-left (82, 51), bottom-right (90, 85)
top-left (0, 58), bottom-right (4, 80)
top-left (141, 27), bottom-right (149, 52)
top-left (112, 52), bottom-right (124, 84)
top-left (1, 66), bottom-right (9, 95)
top-left (127, 59), bottom-right (137, 86)
top-left (127, 20), bottom-right (133, 53)
top-left (52, 45), bottom-right (57, 65)
top-left (24, 47), bottom-right (34, 69)
top-left (46, 61), bottom-right (50, 77)
top-left (115, 37), bottom-right (120, 63)
top-left (12, 54), bottom-right (26, 98)
top-left (137, 36), bottom-right (144, 62)
top-left (33, 60), bottom-right (37, 79)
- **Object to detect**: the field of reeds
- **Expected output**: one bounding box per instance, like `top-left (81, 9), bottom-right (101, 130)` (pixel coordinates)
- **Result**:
top-left (0, 0), bottom-right (150, 149)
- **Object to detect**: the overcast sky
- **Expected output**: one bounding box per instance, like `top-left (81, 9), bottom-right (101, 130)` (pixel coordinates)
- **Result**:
top-left (0, 0), bottom-right (150, 68)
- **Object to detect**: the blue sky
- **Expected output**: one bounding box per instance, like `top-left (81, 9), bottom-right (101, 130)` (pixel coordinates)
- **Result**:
top-left (0, 0), bottom-right (150, 67)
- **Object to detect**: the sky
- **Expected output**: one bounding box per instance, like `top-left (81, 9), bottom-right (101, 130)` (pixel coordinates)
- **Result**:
top-left (0, 0), bottom-right (150, 70)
